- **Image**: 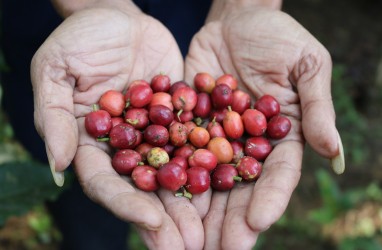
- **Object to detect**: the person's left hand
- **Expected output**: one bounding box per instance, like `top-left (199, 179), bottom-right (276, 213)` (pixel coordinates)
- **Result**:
top-left (31, 2), bottom-right (205, 249)
top-left (185, 6), bottom-right (343, 250)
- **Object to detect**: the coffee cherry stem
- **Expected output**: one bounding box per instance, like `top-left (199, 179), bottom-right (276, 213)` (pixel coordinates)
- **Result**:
top-left (96, 137), bottom-right (110, 142)
top-left (92, 104), bottom-right (100, 111)
top-left (177, 109), bottom-right (183, 122)
top-left (228, 106), bottom-right (232, 112)
top-left (175, 187), bottom-right (193, 199)
top-left (194, 117), bottom-right (203, 126)
top-left (126, 118), bottom-right (139, 126)
top-left (233, 176), bottom-right (242, 182)
top-left (211, 116), bottom-right (217, 124)
top-left (138, 161), bottom-right (145, 166)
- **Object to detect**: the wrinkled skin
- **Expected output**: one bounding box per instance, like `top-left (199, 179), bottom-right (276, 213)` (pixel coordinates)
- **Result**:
top-left (31, 6), bottom-right (205, 250)
top-left (31, 3), bottom-right (340, 250)
top-left (185, 7), bottom-right (339, 250)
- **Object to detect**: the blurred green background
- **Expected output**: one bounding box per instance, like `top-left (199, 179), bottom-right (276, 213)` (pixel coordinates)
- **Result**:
top-left (1, 0), bottom-right (382, 249)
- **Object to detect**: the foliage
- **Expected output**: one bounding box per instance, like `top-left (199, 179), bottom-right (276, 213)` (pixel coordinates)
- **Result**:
top-left (339, 237), bottom-right (382, 250)
top-left (0, 81), bottom-right (71, 228)
top-left (0, 161), bottom-right (73, 227)
top-left (27, 205), bottom-right (62, 245)
top-left (309, 169), bottom-right (382, 225)
top-left (331, 64), bottom-right (369, 165)
top-left (127, 226), bottom-right (148, 250)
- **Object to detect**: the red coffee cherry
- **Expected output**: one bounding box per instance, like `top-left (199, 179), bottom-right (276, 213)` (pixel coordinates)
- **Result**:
top-left (244, 137), bottom-right (272, 162)
top-left (112, 149), bottom-right (142, 175)
top-left (185, 167), bottom-right (211, 194)
top-left (157, 162), bottom-right (187, 191)
top-left (266, 115), bottom-right (292, 139)
top-left (236, 156), bottom-right (262, 181)
top-left (85, 108), bottom-right (112, 138)
top-left (254, 95), bottom-right (280, 120)
top-left (211, 164), bottom-right (241, 191)
top-left (132, 165), bottom-right (160, 192)
top-left (151, 73), bottom-right (171, 93)
top-left (241, 109), bottom-right (267, 136)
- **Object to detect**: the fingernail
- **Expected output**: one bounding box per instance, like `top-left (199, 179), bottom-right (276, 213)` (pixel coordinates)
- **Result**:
top-left (45, 143), bottom-right (65, 187)
top-left (330, 131), bottom-right (345, 175)
top-left (137, 222), bottom-right (161, 231)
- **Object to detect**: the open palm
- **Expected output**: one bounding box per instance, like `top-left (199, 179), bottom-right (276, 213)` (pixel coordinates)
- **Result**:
top-left (31, 5), bottom-right (203, 250)
top-left (186, 8), bottom-right (340, 249)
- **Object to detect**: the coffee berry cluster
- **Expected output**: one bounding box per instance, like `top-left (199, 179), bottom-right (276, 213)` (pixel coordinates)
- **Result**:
top-left (84, 73), bottom-right (291, 198)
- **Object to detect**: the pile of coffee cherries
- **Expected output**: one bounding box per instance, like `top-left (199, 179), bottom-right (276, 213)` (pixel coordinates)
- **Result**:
top-left (84, 73), bottom-right (291, 198)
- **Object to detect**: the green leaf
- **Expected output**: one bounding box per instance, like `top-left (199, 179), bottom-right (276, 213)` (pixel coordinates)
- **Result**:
top-left (339, 237), bottom-right (382, 250)
top-left (308, 169), bottom-right (346, 224)
top-left (0, 161), bottom-right (72, 226)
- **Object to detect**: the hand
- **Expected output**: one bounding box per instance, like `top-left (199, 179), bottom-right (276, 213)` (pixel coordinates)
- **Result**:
top-left (185, 7), bottom-right (343, 249)
top-left (31, 2), bottom-right (204, 249)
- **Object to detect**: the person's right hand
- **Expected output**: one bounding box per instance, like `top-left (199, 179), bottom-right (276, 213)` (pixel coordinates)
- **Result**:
top-left (185, 4), bottom-right (344, 249)
top-left (31, 1), bottom-right (204, 249)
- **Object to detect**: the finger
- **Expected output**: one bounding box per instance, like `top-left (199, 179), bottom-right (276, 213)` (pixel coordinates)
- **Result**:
top-left (157, 189), bottom-right (204, 250)
top-left (190, 187), bottom-right (212, 219)
top-left (222, 183), bottom-right (259, 250)
top-left (203, 191), bottom-right (229, 250)
top-left (74, 145), bottom-right (163, 229)
top-left (135, 217), bottom-right (185, 250)
top-left (293, 48), bottom-right (344, 173)
top-left (31, 53), bottom-right (78, 186)
top-left (184, 27), bottom-right (225, 84)
top-left (247, 140), bottom-right (303, 232)
top-left (75, 117), bottom-right (186, 249)
top-left (79, 166), bottom-right (184, 250)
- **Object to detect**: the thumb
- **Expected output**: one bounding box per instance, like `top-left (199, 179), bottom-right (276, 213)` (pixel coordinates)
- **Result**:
top-left (31, 50), bottom-right (78, 186)
top-left (293, 48), bottom-right (345, 174)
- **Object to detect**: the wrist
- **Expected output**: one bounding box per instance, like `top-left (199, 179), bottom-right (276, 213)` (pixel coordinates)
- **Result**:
top-left (206, 0), bottom-right (283, 22)
top-left (51, 0), bottom-right (141, 18)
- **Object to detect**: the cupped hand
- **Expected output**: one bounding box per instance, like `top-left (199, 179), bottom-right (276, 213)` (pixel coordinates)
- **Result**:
top-left (31, 3), bottom-right (203, 249)
top-left (185, 7), bottom-right (343, 250)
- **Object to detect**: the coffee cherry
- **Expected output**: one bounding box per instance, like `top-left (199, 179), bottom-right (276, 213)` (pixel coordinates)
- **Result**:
top-left (266, 115), bottom-right (292, 139)
top-left (236, 156), bottom-right (262, 181)
top-left (207, 137), bottom-right (233, 164)
top-left (144, 125), bottom-right (169, 147)
top-left (188, 149), bottom-right (218, 171)
top-left (147, 147), bottom-right (169, 168)
top-left (193, 92), bottom-right (212, 118)
top-left (132, 165), bottom-right (160, 192)
top-left (231, 89), bottom-right (251, 115)
top-left (169, 122), bottom-right (188, 147)
top-left (85, 108), bottom-right (112, 138)
top-left (124, 108), bottom-right (149, 130)
top-left (99, 90), bottom-right (125, 117)
top-left (151, 74), bottom-right (171, 93)
top-left (223, 108), bottom-right (244, 139)
top-left (109, 123), bottom-right (137, 149)
top-left (211, 84), bottom-right (233, 109)
top-left (157, 162), bottom-right (187, 191)
top-left (211, 164), bottom-right (241, 191)
top-left (185, 167), bottom-right (210, 194)
top-left (244, 137), bottom-right (272, 162)
top-left (241, 109), bottom-right (267, 136)
top-left (149, 105), bottom-right (174, 127)
top-left (112, 149), bottom-right (142, 175)
top-left (188, 127), bottom-right (210, 148)
top-left (172, 86), bottom-right (198, 112)
top-left (254, 95), bottom-right (280, 120)
top-left (125, 81), bottom-right (153, 108)
top-left (216, 74), bottom-right (238, 90)
top-left (194, 72), bottom-right (215, 93)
